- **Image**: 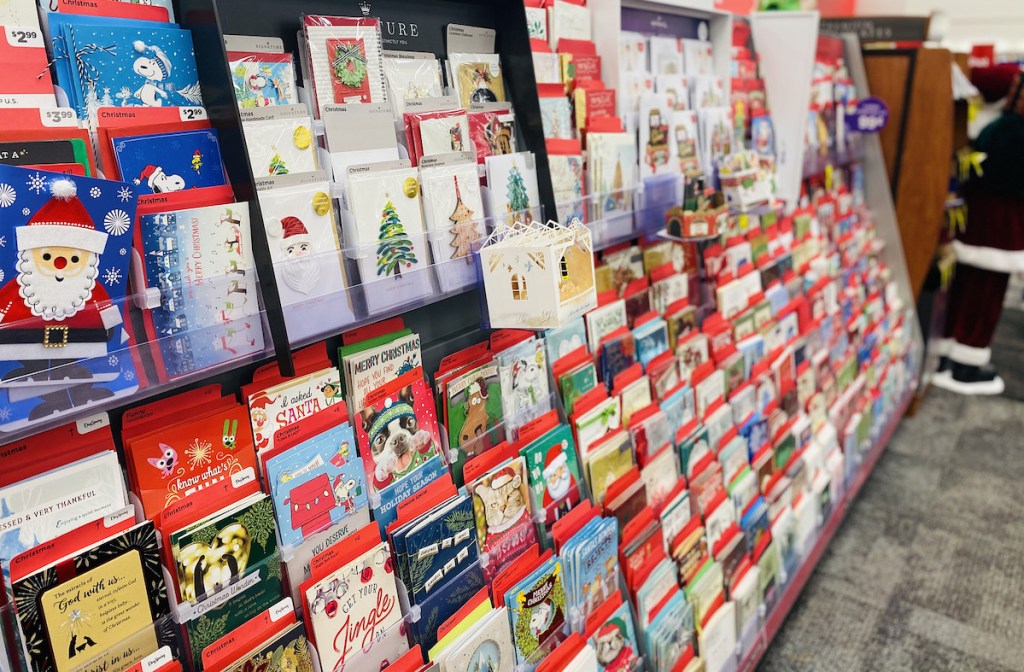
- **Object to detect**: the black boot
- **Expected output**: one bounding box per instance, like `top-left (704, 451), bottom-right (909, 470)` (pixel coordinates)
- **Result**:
top-left (67, 384), bottom-right (115, 406)
top-left (2, 360), bottom-right (50, 384)
top-left (28, 390), bottom-right (75, 420)
top-left (932, 362), bottom-right (1005, 396)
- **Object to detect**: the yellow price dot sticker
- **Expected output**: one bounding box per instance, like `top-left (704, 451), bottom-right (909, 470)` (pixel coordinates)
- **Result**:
top-left (293, 125), bottom-right (312, 150)
top-left (403, 177), bottom-right (419, 198)
top-left (312, 191), bottom-right (331, 216)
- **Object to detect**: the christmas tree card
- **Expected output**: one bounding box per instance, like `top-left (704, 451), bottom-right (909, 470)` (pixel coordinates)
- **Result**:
top-left (353, 369), bottom-right (446, 532)
top-left (125, 403), bottom-right (260, 520)
top-left (485, 152), bottom-right (541, 224)
top-left (114, 129), bottom-right (227, 195)
top-left (505, 556), bottom-right (568, 664)
top-left (256, 172), bottom-right (350, 336)
top-left (0, 168), bottom-right (138, 433)
top-left (228, 51), bottom-right (298, 108)
top-left (49, 16), bottom-right (203, 119)
top-left (11, 521), bottom-right (173, 672)
top-left (419, 161), bottom-right (486, 292)
top-left (346, 164), bottom-right (435, 313)
top-left (303, 15), bottom-right (387, 117)
top-left (264, 420), bottom-right (369, 550)
top-left (240, 105), bottom-right (317, 177)
top-left (138, 200), bottom-right (263, 379)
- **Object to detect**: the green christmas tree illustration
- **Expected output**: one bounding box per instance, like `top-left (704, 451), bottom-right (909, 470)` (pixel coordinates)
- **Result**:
top-left (269, 152), bottom-right (288, 175)
top-left (376, 196), bottom-right (418, 277)
top-left (506, 166), bottom-right (530, 214)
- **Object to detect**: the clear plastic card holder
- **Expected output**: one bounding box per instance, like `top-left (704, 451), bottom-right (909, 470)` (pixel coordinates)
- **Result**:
top-left (636, 174), bottom-right (685, 232)
top-left (580, 187), bottom-right (639, 249)
top-left (518, 625), bottom-right (571, 672)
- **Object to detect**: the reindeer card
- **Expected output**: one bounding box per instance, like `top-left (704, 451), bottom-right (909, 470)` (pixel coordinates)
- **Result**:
top-left (354, 371), bottom-right (446, 532)
top-left (139, 201), bottom-right (263, 379)
top-left (126, 403), bottom-right (260, 519)
top-left (445, 360), bottom-right (504, 486)
top-left (265, 421), bottom-right (369, 549)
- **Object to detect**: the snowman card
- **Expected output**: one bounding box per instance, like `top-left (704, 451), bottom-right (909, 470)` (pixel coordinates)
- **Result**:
top-left (49, 16), bottom-right (203, 119)
top-left (139, 200), bottom-right (264, 379)
top-left (240, 105), bottom-right (317, 176)
top-left (229, 51), bottom-right (298, 108)
top-left (114, 129), bottom-right (227, 194)
top-left (346, 164), bottom-right (435, 313)
top-left (0, 167), bottom-right (138, 433)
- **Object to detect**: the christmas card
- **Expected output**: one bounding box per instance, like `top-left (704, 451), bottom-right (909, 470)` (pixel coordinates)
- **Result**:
top-left (468, 455), bottom-right (536, 580)
top-left (382, 52), bottom-right (444, 117)
top-left (649, 36), bottom-right (683, 75)
top-left (240, 106), bottom-right (317, 177)
top-left (584, 430), bottom-right (633, 504)
top-left (322, 103), bottom-right (400, 190)
top-left (346, 165), bottom-right (435, 313)
top-left (437, 606), bottom-right (517, 672)
top-left (419, 112), bottom-right (471, 158)
top-left (467, 108), bottom-right (516, 165)
top-left (265, 421), bottom-right (369, 550)
top-left (561, 516), bottom-right (618, 621)
top-left (505, 556), bottom-right (568, 663)
top-left (303, 15), bottom-right (387, 116)
top-left (301, 533), bottom-right (404, 672)
top-left (228, 51), bottom-right (297, 108)
top-left (526, 6), bottom-right (548, 42)
top-left (540, 96), bottom-right (574, 140)
top-left (0, 169), bottom-right (138, 432)
top-left (420, 162), bottom-right (485, 292)
top-left (49, 17), bottom-right (203, 119)
top-left (449, 53), bottom-right (506, 109)
top-left (219, 622), bottom-right (314, 672)
top-left (115, 129), bottom-right (227, 194)
top-left (444, 359), bottom-right (504, 486)
top-left (656, 74), bottom-right (690, 110)
top-left (354, 372), bottom-right (446, 532)
top-left (12, 521), bottom-right (172, 672)
top-left (549, 153), bottom-right (585, 225)
top-left (548, 0), bottom-right (591, 50)
top-left (639, 93), bottom-right (679, 179)
top-left (126, 403), bottom-right (260, 520)
top-left (681, 39), bottom-right (714, 77)
top-left (484, 152), bottom-right (540, 223)
top-left (587, 598), bottom-right (641, 672)
top-left (619, 32), bottom-right (648, 74)
top-left (339, 329), bottom-right (421, 412)
top-left (256, 173), bottom-right (346, 318)
top-left (670, 110), bottom-right (701, 175)
top-left (521, 424), bottom-right (582, 527)
top-left (496, 337), bottom-right (551, 431)
top-left (247, 365), bottom-right (343, 455)
top-left (586, 132), bottom-right (637, 218)
top-left (533, 52), bottom-right (562, 85)
top-left (139, 201), bottom-right (263, 379)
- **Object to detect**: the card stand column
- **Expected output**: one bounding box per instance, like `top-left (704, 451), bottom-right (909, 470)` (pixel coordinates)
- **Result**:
top-left (0, 291), bottom-right (274, 442)
top-left (397, 560), bottom-right (487, 653)
top-left (167, 553), bottom-right (285, 672)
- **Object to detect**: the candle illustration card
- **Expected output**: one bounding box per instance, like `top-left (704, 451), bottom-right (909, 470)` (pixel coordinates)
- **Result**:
top-left (114, 130), bottom-right (227, 194)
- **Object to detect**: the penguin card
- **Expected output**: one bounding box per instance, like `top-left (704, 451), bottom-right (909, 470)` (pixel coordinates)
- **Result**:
top-left (48, 16), bottom-right (202, 119)
top-left (240, 105), bottom-right (317, 177)
top-left (228, 51), bottom-right (298, 108)
top-left (0, 166), bottom-right (138, 433)
top-left (114, 129), bottom-right (227, 194)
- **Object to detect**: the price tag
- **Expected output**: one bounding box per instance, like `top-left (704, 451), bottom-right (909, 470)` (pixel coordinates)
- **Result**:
top-left (39, 107), bottom-right (79, 128)
top-left (5, 26), bottom-right (43, 48)
top-left (178, 106), bottom-right (208, 122)
top-left (848, 96), bottom-right (889, 134)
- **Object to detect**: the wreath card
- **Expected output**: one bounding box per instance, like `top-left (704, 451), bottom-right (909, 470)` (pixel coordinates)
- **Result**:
top-left (303, 15), bottom-right (387, 116)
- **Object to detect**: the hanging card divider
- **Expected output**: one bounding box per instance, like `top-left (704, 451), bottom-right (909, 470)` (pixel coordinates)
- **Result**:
top-left (176, 0), bottom-right (555, 377)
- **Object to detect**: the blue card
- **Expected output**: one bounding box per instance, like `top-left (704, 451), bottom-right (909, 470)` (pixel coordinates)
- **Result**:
top-left (409, 560), bottom-right (485, 650)
top-left (633, 317), bottom-right (669, 370)
top-left (588, 600), bottom-right (641, 672)
top-left (53, 19), bottom-right (203, 118)
top-left (264, 422), bottom-right (368, 550)
top-left (0, 167), bottom-right (138, 433)
top-left (399, 495), bottom-right (479, 605)
top-left (114, 130), bottom-right (226, 194)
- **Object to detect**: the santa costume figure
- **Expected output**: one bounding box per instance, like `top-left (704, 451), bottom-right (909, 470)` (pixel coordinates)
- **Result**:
top-left (541, 443), bottom-right (572, 514)
top-left (0, 179), bottom-right (122, 417)
top-left (935, 65), bottom-right (1024, 395)
top-left (275, 216), bottom-right (320, 295)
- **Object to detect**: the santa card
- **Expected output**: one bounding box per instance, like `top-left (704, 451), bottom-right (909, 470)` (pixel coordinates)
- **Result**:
top-left (247, 365), bottom-right (343, 455)
top-left (0, 168), bottom-right (138, 433)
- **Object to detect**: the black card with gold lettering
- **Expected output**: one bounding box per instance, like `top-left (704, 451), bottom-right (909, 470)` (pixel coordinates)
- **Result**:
top-left (12, 521), bottom-right (174, 672)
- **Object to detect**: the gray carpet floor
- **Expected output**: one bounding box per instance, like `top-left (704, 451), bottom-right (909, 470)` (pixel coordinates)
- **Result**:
top-left (759, 310), bottom-right (1024, 671)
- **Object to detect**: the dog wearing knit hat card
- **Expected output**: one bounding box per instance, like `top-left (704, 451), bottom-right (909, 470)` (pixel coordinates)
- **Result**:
top-left (0, 167), bottom-right (138, 432)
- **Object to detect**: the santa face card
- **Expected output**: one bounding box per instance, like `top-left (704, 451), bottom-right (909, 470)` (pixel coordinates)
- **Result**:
top-left (257, 175), bottom-right (345, 308)
top-left (485, 152), bottom-right (540, 223)
top-left (520, 425), bottom-right (582, 526)
top-left (0, 168), bottom-right (138, 433)
top-left (115, 130), bottom-right (227, 194)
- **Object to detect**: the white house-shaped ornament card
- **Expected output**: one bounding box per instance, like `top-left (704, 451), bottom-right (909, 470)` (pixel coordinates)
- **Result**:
top-left (480, 219), bottom-right (597, 330)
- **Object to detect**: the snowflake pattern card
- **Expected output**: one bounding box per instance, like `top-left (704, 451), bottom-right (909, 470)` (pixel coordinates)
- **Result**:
top-left (450, 53), bottom-right (506, 109)
top-left (256, 172), bottom-right (345, 312)
top-left (114, 129), bottom-right (227, 194)
top-left (229, 51), bottom-right (298, 108)
top-left (240, 106), bottom-right (317, 176)
top-left (303, 15), bottom-right (387, 116)
top-left (420, 162), bottom-right (485, 292)
top-left (346, 165), bottom-right (435, 313)
top-left (50, 17), bottom-right (203, 119)
top-left (0, 168), bottom-right (138, 433)
top-left (139, 201), bottom-right (263, 378)
top-left (484, 152), bottom-right (540, 223)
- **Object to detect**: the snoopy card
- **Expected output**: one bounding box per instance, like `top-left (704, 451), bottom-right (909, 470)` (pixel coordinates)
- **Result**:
top-left (49, 17), bottom-right (203, 119)
top-left (354, 370), bottom-right (446, 533)
top-left (0, 167), bottom-right (138, 433)
top-left (125, 403), bottom-right (259, 519)
top-left (264, 421), bottom-right (369, 550)
top-left (114, 129), bottom-right (227, 194)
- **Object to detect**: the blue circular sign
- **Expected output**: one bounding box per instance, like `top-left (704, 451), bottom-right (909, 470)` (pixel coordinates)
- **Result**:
top-left (849, 96), bottom-right (890, 133)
